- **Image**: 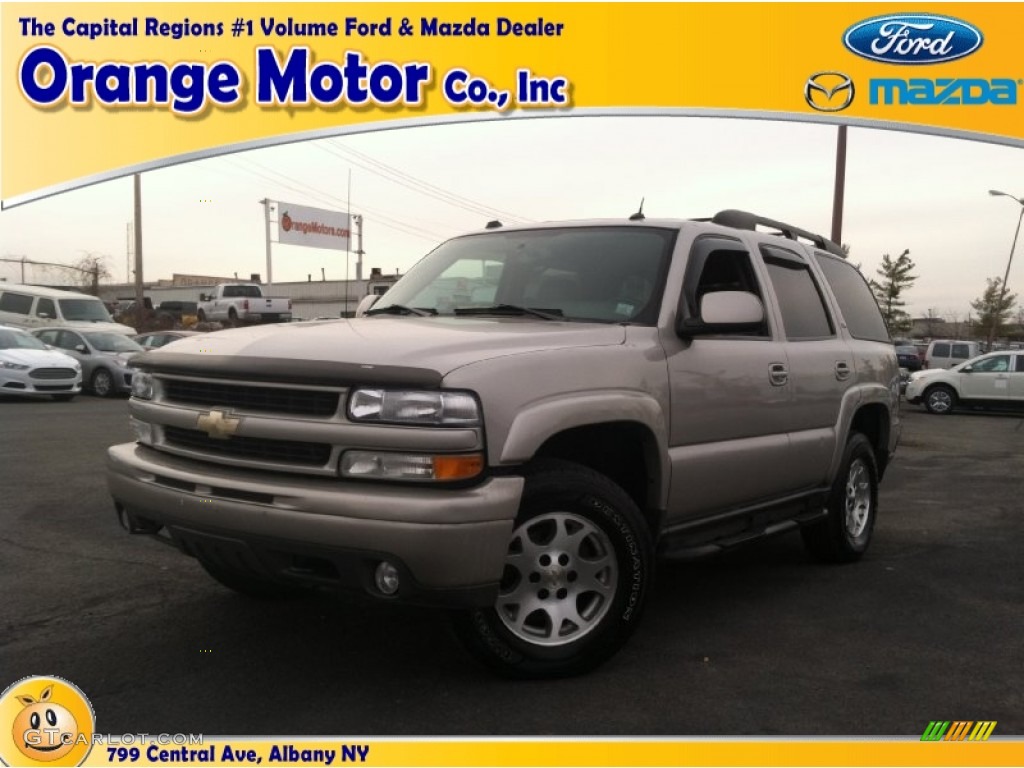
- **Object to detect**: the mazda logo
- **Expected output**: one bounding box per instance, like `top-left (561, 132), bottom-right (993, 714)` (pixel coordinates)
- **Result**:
top-left (805, 72), bottom-right (855, 112)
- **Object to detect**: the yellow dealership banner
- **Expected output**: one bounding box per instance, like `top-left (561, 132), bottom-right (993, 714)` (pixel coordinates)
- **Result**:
top-left (2, 2), bottom-right (1024, 206)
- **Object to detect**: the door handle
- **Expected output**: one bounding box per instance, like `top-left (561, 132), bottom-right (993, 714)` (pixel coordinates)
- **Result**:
top-left (835, 361), bottom-right (852, 381)
top-left (769, 363), bottom-right (789, 387)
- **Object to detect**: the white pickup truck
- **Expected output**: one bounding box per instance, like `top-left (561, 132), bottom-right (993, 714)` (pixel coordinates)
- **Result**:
top-left (196, 284), bottom-right (292, 325)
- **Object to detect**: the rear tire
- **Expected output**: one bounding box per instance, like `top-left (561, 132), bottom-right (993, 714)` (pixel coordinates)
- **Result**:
top-left (924, 384), bottom-right (957, 415)
top-left (802, 432), bottom-right (878, 563)
top-left (451, 459), bottom-right (654, 679)
top-left (197, 557), bottom-right (306, 600)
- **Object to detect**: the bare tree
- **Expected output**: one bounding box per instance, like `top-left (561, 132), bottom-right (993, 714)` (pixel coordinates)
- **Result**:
top-left (71, 252), bottom-right (113, 295)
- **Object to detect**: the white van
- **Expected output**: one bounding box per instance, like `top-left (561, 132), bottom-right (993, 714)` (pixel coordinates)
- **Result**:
top-left (0, 284), bottom-right (135, 335)
top-left (925, 339), bottom-right (981, 369)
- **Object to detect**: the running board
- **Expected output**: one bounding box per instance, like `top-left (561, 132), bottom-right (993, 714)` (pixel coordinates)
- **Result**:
top-left (657, 489), bottom-right (830, 560)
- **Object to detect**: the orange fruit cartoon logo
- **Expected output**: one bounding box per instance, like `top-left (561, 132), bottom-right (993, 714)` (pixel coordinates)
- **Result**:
top-left (281, 211), bottom-right (293, 231)
top-left (0, 677), bottom-right (94, 767)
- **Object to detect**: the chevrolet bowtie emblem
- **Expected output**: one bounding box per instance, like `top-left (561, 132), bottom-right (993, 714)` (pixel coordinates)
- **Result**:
top-left (197, 409), bottom-right (240, 439)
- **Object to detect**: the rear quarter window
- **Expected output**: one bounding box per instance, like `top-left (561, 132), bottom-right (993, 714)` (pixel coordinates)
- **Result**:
top-left (812, 253), bottom-right (890, 343)
top-left (0, 292), bottom-right (33, 315)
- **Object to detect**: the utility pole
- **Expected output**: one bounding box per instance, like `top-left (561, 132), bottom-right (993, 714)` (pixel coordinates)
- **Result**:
top-left (831, 125), bottom-right (848, 245)
top-left (260, 198), bottom-right (273, 288)
top-left (126, 222), bottom-right (132, 283)
top-left (353, 214), bottom-right (365, 281)
top-left (133, 174), bottom-right (144, 327)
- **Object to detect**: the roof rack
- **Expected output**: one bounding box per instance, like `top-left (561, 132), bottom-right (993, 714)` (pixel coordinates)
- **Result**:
top-left (703, 209), bottom-right (846, 258)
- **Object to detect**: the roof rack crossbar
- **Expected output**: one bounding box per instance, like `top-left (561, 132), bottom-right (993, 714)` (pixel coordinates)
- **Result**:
top-left (709, 209), bottom-right (846, 258)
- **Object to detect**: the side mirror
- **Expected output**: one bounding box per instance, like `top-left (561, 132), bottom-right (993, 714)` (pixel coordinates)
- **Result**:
top-left (678, 291), bottom-right (765, 337)
top-left (961, 365), bottom-right (973, 373)
top-left (75, 344), bottom-right (88, 353)
top-left (354, 294), bottom-right (379, 318)
top-left (37, 312), bottom-right (51, 319)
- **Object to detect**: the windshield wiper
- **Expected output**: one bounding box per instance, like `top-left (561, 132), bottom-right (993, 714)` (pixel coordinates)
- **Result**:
top-left (365, 304), bottom-right (437, 317)
top-left (454, 304), bottom-right (563, 321)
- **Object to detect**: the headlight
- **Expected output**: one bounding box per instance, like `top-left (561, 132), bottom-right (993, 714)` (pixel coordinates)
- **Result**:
top-left (1, 361), bottom-right (30, 370)
top-left (348, 388), bottom-right (480, 426)
top-left (340, 451), bottom-right (484, 482)
top-left (131, 371), bottom-right (154, 400)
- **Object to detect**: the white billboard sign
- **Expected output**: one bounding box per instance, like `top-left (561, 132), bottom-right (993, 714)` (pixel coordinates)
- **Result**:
top-left (276, 201), bottom-right (351, 251)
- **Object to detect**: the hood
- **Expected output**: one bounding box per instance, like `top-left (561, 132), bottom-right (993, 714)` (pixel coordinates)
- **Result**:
top-left (136, 317), bottom-right (626, 386)
top-left (1, 348), bottom-right (79, 368)
top-left (910, 367), bottom-right (950, 381)
top-left (63, 321), bottom-right (137, 335)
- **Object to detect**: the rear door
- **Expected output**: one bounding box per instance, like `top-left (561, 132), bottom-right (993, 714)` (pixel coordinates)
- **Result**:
top-left (758, 244), bottom-right (851, 490)
top-left (1012, 354), bottom-right (1024, 402)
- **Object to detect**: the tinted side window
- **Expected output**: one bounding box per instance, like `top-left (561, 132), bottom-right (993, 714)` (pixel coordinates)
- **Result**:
top-left (37, 330), bottom-right (60, 345)
top-left (813, 253), bottom-right (890, 342)
top-left (952, 344), bottom-right (971, 359)
top-left (36, 298), bottom-right (56, 318)
top-left (0, 292), bottom-right (33, 315)
top-left (932, 343), bottom-right (950, 358)
top-left (761, 247), bottom-right (833, 340)
top-left (1016, 355), bottom-right (1024, 373)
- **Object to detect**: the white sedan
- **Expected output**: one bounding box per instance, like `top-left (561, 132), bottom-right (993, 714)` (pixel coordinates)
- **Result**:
top-left (0, 324), bottom-right (82, 401)
top-left (905, 350), bottom-right (1024, 414)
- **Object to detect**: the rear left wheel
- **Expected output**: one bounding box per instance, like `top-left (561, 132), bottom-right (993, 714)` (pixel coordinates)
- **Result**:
top-left (802, 432), bottom-right (878, 563)
top-left (452, 460), bottom-right (654, 679)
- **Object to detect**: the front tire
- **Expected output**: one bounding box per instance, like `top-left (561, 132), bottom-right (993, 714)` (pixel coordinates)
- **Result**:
top-left (924, 384), bottom-right (957, 415)
top-left (90, 368), bottom-right (114, 398)
top-left (802, 432), bottom-right (878, 563)
top-left (452, 460), bottom-right (654, 679)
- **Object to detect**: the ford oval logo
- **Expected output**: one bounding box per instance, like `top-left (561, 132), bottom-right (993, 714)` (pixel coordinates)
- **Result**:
top-left (843, 14), bottom-right (983, 64)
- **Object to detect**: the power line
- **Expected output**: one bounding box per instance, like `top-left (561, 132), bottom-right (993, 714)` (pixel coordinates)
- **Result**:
top-left (318, 141), bottom-right (534, 224)
top-left (221, 156), bottom-right (454, 242)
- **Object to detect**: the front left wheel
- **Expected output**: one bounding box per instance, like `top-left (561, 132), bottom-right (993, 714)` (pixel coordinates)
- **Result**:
top-left (90, 368), bottom-right (114, 398)
top-left (452, 460), bottom-right (654, 679)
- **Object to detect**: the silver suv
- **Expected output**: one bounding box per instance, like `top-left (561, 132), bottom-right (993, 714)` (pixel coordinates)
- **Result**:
top-left (108, 210), bottom-right (900, 678)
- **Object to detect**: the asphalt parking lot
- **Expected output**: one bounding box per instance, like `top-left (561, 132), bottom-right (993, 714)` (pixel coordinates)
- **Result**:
top-left (1, 396), bottom-right (1021, 736)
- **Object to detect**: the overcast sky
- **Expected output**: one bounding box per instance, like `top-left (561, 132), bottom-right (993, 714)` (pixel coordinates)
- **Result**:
top-left (1, 115), bottom-right (1023, 319)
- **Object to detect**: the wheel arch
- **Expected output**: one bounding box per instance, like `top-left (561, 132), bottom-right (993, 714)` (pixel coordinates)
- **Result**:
top-left (498, 393), bottom-right (669, 533)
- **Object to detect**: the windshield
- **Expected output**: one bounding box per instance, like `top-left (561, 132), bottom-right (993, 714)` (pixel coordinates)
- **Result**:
top-left (370, 226), bottom-right (677, 324)
top-left (0, 329), bottom-right (47, 350)
top-left (58, 298), bottom-right (115, 322)
top-left (84, 332), bottom-right (144, 353)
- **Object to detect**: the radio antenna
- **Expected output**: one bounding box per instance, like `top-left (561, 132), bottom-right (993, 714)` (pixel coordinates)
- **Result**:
top-left (629, 197), bottom-right (646, 221)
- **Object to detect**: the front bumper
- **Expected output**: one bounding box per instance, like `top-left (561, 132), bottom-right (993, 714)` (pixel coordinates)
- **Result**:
top-left (107, 442), bottom-right (523, 606)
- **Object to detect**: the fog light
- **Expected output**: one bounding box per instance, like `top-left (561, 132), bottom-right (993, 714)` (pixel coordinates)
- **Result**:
top-left (375, 561), bottom-right (400, 595)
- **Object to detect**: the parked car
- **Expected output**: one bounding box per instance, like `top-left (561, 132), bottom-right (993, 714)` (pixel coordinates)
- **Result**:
top-left (905, 350), bottom-right (1024, 414)
top-left (133, 330), bottom-right (202, 350)
top-left (197, 283), bottom-right (292, 325)
top-left (0, 283), bottom-right (136, 335)
top-left (0, 324), bottom-right (82, 401)
top-left (110, 208), bottom-right (900, 678)
top-left (31, 327), bottom-right (143, 397)
top-left (895, 344), bottom-right (923, 372)
top-left (924, 339), bottom-right (981, 370)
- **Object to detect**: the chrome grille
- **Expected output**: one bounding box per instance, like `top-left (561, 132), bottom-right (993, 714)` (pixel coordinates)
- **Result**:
top-left (163, 425), bottom-right (332, 467)
top-left (30, 368), bottom-right (76, 380)
top-left (162, 379), bottom-right (340, 416)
